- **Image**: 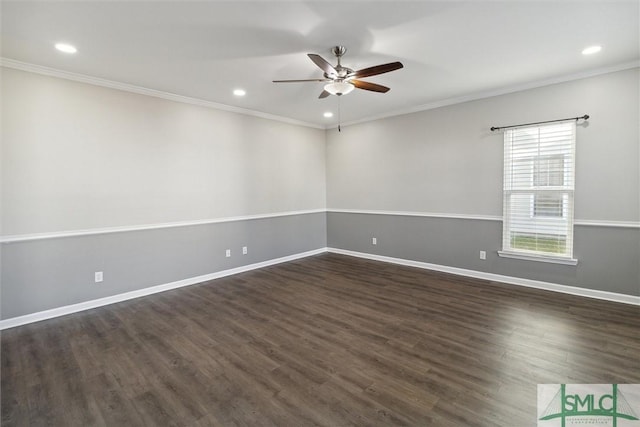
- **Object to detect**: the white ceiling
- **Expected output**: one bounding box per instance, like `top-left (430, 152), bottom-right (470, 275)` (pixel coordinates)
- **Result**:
top-left (2, 1), bottom-right (638, 128)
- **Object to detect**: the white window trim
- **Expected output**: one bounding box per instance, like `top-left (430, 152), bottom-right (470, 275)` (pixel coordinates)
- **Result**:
top-left (498, 250), bottom-right (578, 265)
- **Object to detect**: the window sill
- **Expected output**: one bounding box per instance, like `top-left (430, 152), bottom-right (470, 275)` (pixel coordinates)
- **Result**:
top-left (497, 251), bottom-right (578, 265)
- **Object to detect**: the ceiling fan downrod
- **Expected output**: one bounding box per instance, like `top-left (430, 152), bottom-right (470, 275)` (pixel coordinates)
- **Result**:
top-left (331, 45), bottom-right (347, 68)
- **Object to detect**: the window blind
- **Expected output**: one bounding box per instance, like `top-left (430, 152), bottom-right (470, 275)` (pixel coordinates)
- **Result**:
top-left (502, 122), bottom-right (576, 260)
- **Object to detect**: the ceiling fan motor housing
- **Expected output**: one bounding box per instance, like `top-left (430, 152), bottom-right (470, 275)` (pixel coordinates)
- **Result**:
top-left (324, 67), bottom-right (354, 80)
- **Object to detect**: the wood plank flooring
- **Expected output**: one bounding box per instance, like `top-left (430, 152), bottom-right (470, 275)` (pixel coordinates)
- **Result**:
top-left (2, 253), bottom-right (639, 426)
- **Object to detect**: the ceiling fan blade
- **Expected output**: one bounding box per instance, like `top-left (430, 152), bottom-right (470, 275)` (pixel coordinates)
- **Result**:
top-left (319, 90), bottom-right (330, 99)
top-left (308, 54), bottom-right (337, 76)
top-left (353, 62), bottom-right (404, 78)
top-left (273, 78), bottom-right (331, 83)
top-left (350, 79), bottom-right (390, 93)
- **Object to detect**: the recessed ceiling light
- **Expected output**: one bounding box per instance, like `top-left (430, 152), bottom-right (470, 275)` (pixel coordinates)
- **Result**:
top-left (582, 45), bottom-right (602, 55)
top-left (233, 89), bottom-right (246, 97)
top-left (323, 112), bottom-right (334, 118)
top-left (55, 43), bottom-right (77, 54)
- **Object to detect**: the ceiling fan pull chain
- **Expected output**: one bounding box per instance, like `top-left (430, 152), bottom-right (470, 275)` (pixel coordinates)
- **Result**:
top-left (338, 97), bottom-right (341, 132)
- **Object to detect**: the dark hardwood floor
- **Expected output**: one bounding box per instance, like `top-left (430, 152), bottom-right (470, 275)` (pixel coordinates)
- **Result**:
top-left (2, 253), bottom-right (639, 426)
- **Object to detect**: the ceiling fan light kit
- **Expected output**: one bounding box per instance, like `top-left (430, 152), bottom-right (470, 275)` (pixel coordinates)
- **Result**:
top-left (324, 81), bottom-right (354, 96)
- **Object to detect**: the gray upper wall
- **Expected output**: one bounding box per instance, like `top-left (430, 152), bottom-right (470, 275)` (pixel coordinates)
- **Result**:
top-left (327, 68), bottom-right (640, 223)
top-left (1, 67), bottom-right (327, 236)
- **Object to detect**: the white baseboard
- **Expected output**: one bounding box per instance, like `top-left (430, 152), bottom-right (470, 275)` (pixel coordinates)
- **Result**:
top-left (0, 248), bottom-right (328, 330)
top-left (3, 246), bottom-right (637, 330)
top-left (327, 248), bottom-right (640, 306)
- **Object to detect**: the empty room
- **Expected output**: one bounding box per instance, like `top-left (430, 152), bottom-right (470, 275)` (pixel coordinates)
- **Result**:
top-left (1, 1), bottom-right (639, 426)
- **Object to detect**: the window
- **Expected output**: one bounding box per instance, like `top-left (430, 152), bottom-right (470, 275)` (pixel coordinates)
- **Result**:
top-left (500, 122), bottom-right (577, 264)
top-left (534, 194), bottom-right (564, 217)
top-left (534, 155), bottom-right (564, 187)
top-left (533, 155), bottom-right (565, 218)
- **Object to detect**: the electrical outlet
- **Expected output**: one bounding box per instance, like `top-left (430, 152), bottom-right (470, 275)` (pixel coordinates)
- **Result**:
top-left (95, 271), bottom-right (103, 283)
top-left (372, 237), bottom-right (377, 245)
top-left (480, 250), bottom-right (486, 260)
top-left (242, 246), bottom-right (248, 255)
top-left (225, 249), bottom-right (231, 258)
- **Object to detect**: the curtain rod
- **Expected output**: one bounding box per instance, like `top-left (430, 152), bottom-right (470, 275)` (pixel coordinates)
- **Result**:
top-left (490, 114), bottom-right (589, 132)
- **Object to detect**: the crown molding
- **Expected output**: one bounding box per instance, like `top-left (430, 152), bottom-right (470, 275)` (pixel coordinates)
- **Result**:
top-left (0, 57), bottom-right (324, 130)
top-left (334, 60), bottom-right (640, 129)
top-left (4, 57), bottom-right (637, 132)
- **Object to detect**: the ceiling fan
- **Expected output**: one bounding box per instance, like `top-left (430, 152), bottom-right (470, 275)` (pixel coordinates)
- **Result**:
top-left (273, 46), bottom-right (403, 98)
